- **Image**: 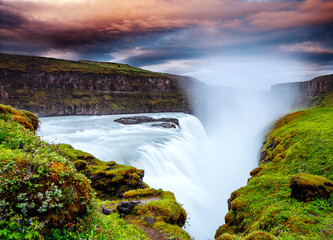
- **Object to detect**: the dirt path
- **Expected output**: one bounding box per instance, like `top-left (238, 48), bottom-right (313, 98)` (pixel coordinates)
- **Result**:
top-left (139, 225), bottom-right (167, 240)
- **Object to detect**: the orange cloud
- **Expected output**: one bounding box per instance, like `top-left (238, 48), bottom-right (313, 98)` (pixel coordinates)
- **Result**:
top-left (1, 0), bottom-right (303, 34)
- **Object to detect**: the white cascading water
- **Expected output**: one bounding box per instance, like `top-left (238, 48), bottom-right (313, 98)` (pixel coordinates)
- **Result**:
top-left (38, 86), bottom-right (296, 239)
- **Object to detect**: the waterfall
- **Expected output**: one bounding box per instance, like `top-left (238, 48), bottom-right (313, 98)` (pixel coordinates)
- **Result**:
top-left (39, 84), bottom-right (296, 240)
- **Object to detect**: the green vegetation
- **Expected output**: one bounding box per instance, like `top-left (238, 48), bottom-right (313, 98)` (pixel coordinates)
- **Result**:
top-left (56, 144), bottom-right (144, 199)
top-left (108, 188), bottom-right (191, 240)
top-left (215, 92), bottom-right (333, 239)
top-left (0, 104), bottom-right (189, 239)
top-left (0, 53), bottom-right (167, 78)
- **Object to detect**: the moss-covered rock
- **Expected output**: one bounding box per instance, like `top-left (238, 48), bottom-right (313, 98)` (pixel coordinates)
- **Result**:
top-left (99, 188), bottom-right (190, 240)
top-left (57, 143), bottom-right (145, 199)
top-left (123, 188), bottom-right (162, 199)
top-left (133, 191), bottom-right (187, 227)
top-left (0, 104), bottom-right (39, 132)
top-left (290, 173), bottom-right (333, 202)
top-left (216, 233), bottom-right (234, 240)
top-left (244, 231), bottom-right (276, 240)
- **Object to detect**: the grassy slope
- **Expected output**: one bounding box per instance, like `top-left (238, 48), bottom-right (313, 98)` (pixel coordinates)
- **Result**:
top-left (215, 92), bottom-right (333, 240)
top-left (0, 52), bottom-right (166, 77)
top-left (0, 104), bottom-right (190, 240)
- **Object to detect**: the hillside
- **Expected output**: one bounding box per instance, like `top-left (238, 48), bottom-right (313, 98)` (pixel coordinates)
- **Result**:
top-left (0, 53), bottom-right (191, 116)
top-left (215, 76), bottom-right (333, 239)
top-left (0, 104), bottom-right (190, 239)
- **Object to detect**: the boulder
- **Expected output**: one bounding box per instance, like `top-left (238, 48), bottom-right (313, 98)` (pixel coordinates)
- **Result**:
top-left (114, 116), bottom-right (179, 126)
top-left (117, 201), bottom-right (140, 217)
top-left (101, 207), bottom-right (112, 215)
top-left (290, 173), bottom-right (333, 202)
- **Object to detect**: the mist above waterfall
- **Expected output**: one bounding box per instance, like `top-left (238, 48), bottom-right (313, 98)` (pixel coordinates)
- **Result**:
top-left (179, 80), bottom-right (299, 239)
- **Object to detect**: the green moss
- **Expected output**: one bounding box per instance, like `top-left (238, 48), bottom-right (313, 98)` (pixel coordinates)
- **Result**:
top-left (216, 233), bottom-right (234, 240)
top-left (290, 173), bottom-right (333, 202)
top-left (0, 52), bottom-right (168, 78)
top-left (123, 188), bottom-right (162, 199)
top-left (0, 104), bottom-right (191, 239)
top-left (56, 144), bottom-right (145, 199)
top-left (0, 104), bottom-right (39, 132)
top-left (144, 191), bottom-right (187, 226)
top-left (0, 107), bottom-right (93, 230)
top-left (244, 231), bottom-right (276, 240)
top-left (215, 91), bottom-right (333, 239)
top-left (152, 220), bottom-right (191, 240)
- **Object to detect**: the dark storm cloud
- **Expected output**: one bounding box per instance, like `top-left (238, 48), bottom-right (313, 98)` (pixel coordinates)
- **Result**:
top-left (0, 7), bottom-right (26, 29)
top-left (0, 0), bottom-right (332, 73)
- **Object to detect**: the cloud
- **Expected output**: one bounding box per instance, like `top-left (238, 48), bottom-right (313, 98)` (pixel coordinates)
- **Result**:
top-left (246, 0), bottom-right (333, 30)
top-left (281, 41), bottom-right (333, 54)
top-left (0, 0), bottom-right (332, 83)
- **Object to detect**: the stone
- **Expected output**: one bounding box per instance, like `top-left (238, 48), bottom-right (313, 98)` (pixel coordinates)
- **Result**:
top-left (290, 173), bottom-right (333, 202)
top-left (152, 123), bottom-right (177, 128)
top-left (114, 116), bottom-right (179, 126)
top-left (117, 201), bottom-right (140, 217)
top-left (144, 217), bottom-right (157, 226)
top-left (101, 207), bottom-right (112, 215)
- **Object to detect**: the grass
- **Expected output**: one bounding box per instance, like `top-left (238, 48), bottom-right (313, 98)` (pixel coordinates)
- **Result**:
top-left (0, 104), bottom-right (190, 239)
top-left (0, 52), bottom-right (168, 78)
top-left (215, 92), bottom-right (333, 239)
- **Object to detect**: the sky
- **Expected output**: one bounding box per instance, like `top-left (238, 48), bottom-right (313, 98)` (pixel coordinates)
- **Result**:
top-left (1, 0), bottom-right (333, 88)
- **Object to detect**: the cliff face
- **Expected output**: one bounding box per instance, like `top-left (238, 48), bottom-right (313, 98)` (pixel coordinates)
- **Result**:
top-left (0, 53), bottom-right (190, 116)
top-left (271, 74), bottom-right (333, 107)
top-left (298, 74), bottom-right (333, 95)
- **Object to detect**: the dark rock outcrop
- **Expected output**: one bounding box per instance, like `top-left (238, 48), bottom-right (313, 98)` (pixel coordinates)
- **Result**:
top-left (117, 201), bottom-right (141, 217)
top-left (114, 116), bottom-right (179, 127)
top-left (152, 123), bottom-right (177, 128)
top-left (101, 207), bottom-right (112, 215)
